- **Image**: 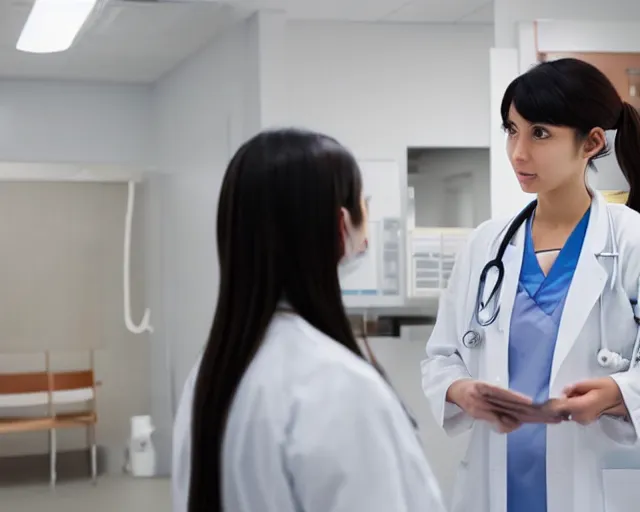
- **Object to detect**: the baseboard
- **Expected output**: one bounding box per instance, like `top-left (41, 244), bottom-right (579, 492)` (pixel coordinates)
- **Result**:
top-left (0, 447), bottom-right (107, 486)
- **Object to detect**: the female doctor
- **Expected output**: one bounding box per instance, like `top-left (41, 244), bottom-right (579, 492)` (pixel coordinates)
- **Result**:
top-left (422, 57), bottom-right (640, 512)
top-left (173, 129), bottom-right (447, 512)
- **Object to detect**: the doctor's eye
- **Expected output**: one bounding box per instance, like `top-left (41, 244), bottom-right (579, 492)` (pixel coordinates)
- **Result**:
top-left (502, 123), bottom-right (517, 137)
top-left (532, 126), bottom-right (550, 140)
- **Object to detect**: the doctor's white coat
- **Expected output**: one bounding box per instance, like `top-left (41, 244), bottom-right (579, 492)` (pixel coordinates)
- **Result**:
top-left (173, 312), bottom-right (446, 512)
top-left (422, 191), bottom-right (640, 512)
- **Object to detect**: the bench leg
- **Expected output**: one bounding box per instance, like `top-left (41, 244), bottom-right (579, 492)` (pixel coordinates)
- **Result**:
top-left (88, 424), bottom-right (97, 484)
top-left (49, 429), bottom-right (57, 488)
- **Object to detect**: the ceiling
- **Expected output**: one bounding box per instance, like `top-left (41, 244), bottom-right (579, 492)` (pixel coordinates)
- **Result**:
top-left (0, 0), bottom-right (240, 83)
top-left (283, 0), bottom-right (493, 23)
top-left (0, 0), bottom-right (493, 84)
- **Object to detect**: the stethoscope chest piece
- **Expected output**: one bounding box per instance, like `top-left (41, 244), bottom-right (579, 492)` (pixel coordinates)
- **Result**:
top-left (462, 329), bottom-right (483, 349)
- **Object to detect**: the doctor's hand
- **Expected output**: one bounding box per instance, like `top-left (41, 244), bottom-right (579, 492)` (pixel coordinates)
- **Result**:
top-left (554, 377), bottom-right (628, 425)
top-left (446, 379), bottom-right (521, 433)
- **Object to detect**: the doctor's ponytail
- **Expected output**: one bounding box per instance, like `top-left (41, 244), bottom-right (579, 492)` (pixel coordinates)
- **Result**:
top-left (614, 102), bottom-right (640, 214)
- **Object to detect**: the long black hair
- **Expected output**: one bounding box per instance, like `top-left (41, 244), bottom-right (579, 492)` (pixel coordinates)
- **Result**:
top-left (500, 57), bottom-right (640, 212)
top-left (188, 128), bottom-right (366, 512)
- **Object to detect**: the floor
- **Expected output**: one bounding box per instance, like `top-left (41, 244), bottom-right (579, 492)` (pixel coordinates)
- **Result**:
top-left (0, 476), bottom-right (171, 512)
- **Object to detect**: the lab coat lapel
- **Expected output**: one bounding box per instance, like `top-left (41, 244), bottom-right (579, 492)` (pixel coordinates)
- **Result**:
top-left (490, 224), bottom-right (525, 386)
top-left (550, 192), bottom-right (609, 387)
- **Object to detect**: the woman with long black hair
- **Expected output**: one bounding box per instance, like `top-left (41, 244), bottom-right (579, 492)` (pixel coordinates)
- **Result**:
top-left (172, 129), bottom-right (446, 512)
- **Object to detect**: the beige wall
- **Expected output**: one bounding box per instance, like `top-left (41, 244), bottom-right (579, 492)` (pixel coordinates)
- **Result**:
top-left (0, 182), bottom-right (149, 473)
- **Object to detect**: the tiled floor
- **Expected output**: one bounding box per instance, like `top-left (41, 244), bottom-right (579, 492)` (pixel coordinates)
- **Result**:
top-left (0, 476), bottom-right (171, 512)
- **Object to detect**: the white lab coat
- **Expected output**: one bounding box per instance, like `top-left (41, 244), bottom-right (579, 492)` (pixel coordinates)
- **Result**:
top-left (422, 191), bottom-right (640, 512)
top-left (173, 311), bottom-right (446, 512)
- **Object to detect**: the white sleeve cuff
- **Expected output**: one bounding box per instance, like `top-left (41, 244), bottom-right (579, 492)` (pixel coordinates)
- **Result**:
top-left (421, 360), bottom-right (473, 437)
top-left (598, 415), bottom-right (638, 445)
top-left (442, 400), bottom-right (475, 437)
top-left (606, 372), bottom-right (640, 444)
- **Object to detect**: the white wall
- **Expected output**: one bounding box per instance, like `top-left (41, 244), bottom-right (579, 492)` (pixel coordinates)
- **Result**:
top-left (148, 11), bottom-right (292, 473)
top-left (147, 18), bottom-right (495, 476)
top-left (0, 15), bottom-right (493, 477)
top-left (284, 21), bottom-right (493, 164)
top-left (489, 48), bottom-right (532, 219)
top-left (0, 81), bottom-right (151, 166)
top-left (0, 19), bottom-right (496, 484)
top-left (494, 0), bottom-right (640, 47)
top-left (244, 10), bottom-right (289, 132)
top-left (0, 15), bottom-right (495, 482)
top-left (148, 20), bottom-right (251, 474)
top-left (409, 148), bottom-right (490, 228)
top-left (153, 26), bottom-right (247, 176)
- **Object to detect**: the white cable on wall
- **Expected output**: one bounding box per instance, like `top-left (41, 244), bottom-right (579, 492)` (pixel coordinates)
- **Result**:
top-left (124, 180), bottom-right (153, 334)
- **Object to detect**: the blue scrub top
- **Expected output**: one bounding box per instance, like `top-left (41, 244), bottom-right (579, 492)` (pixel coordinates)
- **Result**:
top-left (506, 208), bottom-right (590, 512)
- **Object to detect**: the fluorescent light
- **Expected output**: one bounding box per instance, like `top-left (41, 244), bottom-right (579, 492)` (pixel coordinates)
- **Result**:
top-left (17, 0), bottom-right (97, 54)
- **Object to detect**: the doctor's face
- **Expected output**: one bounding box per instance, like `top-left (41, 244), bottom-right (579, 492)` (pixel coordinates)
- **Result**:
top-left (505, 105), bottom-right (589, 195)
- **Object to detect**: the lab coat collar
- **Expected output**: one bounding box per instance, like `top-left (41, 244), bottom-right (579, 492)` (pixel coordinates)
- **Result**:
top-left (495, 218), bottom-right (526, 370)
top-left (584, 189), bottom-right (610, 255)
top-left (495, 189), bottom-right (611, 388)
top-left (552, 188), bottom-right (609, 387)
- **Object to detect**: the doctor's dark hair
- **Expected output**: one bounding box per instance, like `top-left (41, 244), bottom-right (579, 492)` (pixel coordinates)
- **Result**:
top-left (500, 57), bottom-right (640, 213)
top-left (188, 128), bottom-right (366, 512)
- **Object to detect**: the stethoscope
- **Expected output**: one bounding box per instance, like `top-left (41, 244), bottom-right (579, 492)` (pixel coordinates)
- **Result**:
top-left (462, 200), bottom-right (640, 372)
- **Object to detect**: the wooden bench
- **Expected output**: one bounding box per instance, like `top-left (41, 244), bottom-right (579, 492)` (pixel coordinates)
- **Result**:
top-left (0, 351), bottom-right (99, 486)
